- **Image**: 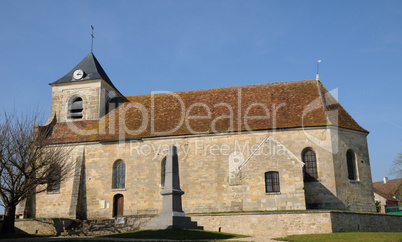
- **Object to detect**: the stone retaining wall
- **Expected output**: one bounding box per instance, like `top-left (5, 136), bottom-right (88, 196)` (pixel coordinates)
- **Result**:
top-left (14, 218), bottom-right (77, 235)
top-left (192, 211), bottom-right (402, 237)
top-left (11, 211), bottom-right (402, 237)
top-left (192, 211), bottom-right (333, 237)
top-left (331, 212), bottom-right (402, 233)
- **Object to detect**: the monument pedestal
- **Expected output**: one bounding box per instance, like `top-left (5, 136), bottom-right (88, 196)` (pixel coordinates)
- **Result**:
top-left (143, 145), bottom-right (202, 230)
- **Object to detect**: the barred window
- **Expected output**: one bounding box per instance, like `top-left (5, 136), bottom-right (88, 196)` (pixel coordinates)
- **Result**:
top-left (265, 171), bottom-right (280, 193)
top-left (302, 148), bottom-right (318, 181)
top-left (68, 97), bottom-right (83, 119)
top-left (347, 150), bottom-right (356, 180)
top-left (47, 164), bottom-right (61, 193)
top-left (113, 160), bottom-right (126, 189)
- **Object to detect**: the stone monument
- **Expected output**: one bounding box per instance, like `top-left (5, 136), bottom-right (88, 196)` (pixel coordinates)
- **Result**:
top-left (144, 145), bottom-right (202, 230)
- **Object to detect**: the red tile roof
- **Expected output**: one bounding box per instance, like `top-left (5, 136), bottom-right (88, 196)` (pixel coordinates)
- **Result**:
top-left (45, 80), bottom-right (368, 144)
top-left (373, 178), bottom-right (402, 201)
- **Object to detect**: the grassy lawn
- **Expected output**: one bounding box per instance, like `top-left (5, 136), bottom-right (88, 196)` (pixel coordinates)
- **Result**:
top-left (97, 229), bottom-right (249, 240)
top-left (274, 232), bottom-right (402, 241)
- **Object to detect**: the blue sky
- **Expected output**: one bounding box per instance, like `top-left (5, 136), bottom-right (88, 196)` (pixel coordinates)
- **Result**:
top-left (0, 0), bottom-right (401, 189)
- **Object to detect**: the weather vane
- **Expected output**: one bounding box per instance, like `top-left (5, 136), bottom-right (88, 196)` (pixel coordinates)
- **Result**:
top-left (90, 25), bottom-right (95, 53)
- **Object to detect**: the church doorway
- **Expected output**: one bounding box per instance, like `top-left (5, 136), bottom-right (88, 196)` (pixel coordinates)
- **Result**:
top-left (113, 194), bottom-right (124, 217)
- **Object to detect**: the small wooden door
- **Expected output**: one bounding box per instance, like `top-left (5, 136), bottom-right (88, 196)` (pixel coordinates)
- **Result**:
top-left (113, 194), bottom-right (124, 217)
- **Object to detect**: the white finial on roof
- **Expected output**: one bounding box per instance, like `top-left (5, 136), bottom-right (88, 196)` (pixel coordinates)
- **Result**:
top-left (316, 59), bottom-right (321, 81)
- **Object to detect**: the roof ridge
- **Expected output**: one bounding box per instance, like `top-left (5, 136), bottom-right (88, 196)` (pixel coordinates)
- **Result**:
top-left (314, 80), bottom-right (331, 126)
top-left (124, 79), bottom-right (317, 99)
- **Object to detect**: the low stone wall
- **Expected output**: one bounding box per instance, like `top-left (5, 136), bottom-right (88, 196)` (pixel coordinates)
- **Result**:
top-left (13, 216), bottom-right (154, 236)
top-left (14, 218), bottom-right (77, 235)
top-left (192, 211), bottom-right (333, 237)
top-left (191, 211), bottom-right (402, 237)
top-left (11, 211), bottom-right (402, 237)
top-left (331, 211), bottom-right (402, 233)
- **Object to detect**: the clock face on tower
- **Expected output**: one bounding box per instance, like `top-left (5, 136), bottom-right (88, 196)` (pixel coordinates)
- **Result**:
top-left (73, 69), bottom-right (85, 80)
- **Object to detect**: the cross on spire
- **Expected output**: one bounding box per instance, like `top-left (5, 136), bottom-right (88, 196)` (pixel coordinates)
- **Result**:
top-left (90, 25), bottom-right (95, 53)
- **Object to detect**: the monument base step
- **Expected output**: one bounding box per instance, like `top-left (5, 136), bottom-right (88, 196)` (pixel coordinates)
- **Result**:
top-left (143, 215), bottom-right (203, 230)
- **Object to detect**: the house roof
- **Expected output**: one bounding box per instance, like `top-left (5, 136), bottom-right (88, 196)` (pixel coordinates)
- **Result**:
top-left (373, 178), bottom-right (402, 201)
top-left (44, 79), bottom-right (368, 144)
top-left (50, 52), bottom-right (122, 96)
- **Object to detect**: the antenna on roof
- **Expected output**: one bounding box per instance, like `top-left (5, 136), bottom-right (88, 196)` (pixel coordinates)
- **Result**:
top-left (90, 25), bottom-right (95, 53)
top-left (316, 59), bottom-right (321, 81)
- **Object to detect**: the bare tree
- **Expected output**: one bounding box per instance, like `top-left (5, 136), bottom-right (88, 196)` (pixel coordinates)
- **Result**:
top-left (0, 110), bottom-right (73, 234)
top-left (390, 153), bottom-right (402, 178)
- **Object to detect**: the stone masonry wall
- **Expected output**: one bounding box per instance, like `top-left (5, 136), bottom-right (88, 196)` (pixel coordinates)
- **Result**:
top-left (11, 211), bottom-right (400, 237)
top-left (13, 218), bottom-right (75, 235)
top-left (192, 211), bottom-right (332, 237)
top-left (34, 146), bottom-right (84, 218)
top-left (50, 80), bottom-right (102, 123)
top-left (78, 129), bottom-right (332, 218)
top-left (330, 212), bottom-right (402, 233)
top-left (191, 211), bottom-right (402, 237)
top-left (33, 127), bottom-right (375, 219)
top-left (332, 128), bottom-right (376, 212)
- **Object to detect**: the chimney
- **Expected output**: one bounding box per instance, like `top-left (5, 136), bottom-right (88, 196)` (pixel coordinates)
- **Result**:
top-left (383, 177), bottom-right (388, 184)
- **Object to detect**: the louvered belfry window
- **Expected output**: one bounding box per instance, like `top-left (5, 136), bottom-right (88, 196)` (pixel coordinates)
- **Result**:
top-left (113, 160), bottom-right (126, 189)
top-left (302, 149), bottom-right (318, 181)
top-left (265, 171), bottom-right (280, 193)
top-left (68, 97), bottom-right (83, 119)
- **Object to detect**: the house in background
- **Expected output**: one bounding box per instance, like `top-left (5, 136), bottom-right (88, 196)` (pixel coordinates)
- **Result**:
top-left (373, 177), bottom-right (402, 213)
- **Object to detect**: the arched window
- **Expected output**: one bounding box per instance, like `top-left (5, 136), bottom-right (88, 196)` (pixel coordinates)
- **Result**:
top-left (68, 97), bottom-right (83, 119)
top-left (302, 148), bottom-right (318, 181)
top-left (161, 157), bottom-right (166, 188)
top-left (113, 160), bottom-right (126, 189)
top-left (265, 171), bottom-right (280, 193)
top-left (346, 150), bottom-right (356, 180)
top-left (47, 164), bottom-right (61, 193)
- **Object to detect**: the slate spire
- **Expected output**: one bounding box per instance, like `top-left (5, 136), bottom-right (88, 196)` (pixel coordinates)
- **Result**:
top-left (50, 52), bottom-right (120, 94)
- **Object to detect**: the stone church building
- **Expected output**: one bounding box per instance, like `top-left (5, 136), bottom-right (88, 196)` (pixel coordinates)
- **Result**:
top-left (20, 53), bottom-right (376, 219)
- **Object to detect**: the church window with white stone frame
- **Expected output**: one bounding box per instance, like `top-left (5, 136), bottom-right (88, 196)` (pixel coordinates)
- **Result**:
top-left (302, 148), bottom-right (318, 181)
top-left (112, 160), bottom-right (126, 189)
top-left (265, 171), bottom-right (280, 193)
top-left (67, 96), bottom-right (83, 119)
top-left (346, 149), bottom-right (357, 180)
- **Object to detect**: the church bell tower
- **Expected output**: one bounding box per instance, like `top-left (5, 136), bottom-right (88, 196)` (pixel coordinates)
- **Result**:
top-left (48, 53), bottom-right (124, 123)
